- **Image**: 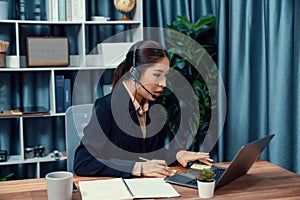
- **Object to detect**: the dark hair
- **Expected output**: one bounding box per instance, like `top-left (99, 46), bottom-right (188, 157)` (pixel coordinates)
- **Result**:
top-left (111, 40), bottom-right (169, 91)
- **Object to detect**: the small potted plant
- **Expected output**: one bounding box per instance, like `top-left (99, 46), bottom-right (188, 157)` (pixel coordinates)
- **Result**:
top-left (197, 168), bottom-right (216, 198)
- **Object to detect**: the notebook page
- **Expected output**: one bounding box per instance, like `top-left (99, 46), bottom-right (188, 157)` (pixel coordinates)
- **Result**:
top-left (124, 178), bottom-right (180, 198)
top-left (79, 178), bottom-right (133, 200)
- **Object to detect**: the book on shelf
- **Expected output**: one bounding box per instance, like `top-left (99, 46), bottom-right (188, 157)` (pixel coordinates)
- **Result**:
top-left (55, 75), bottom-right (72, 113)
top-left (64, 78), bottom-right (71, 111)
top-left (46, 0), bottom-right (58, 21)
top-left (46, 0), bottom-right (84, 21)
top-left (55, 75), bottom-right (65, 113)
top-left (66, 0), bottom-right (72, 21)
top-left (79, 0), bottom-right (85, 21)
top-left (71, 0), bottom-right (84, 21)
top-left (58, 0), bottom-right (66, 21)
top-left (46, 0), bottom-right (52, 21)
top-left (79, 178), bottom-right (180, 200)
top-left (52, 0), bottom-right (59, 21)
top-left (71, 0), bottom-right (79, 21)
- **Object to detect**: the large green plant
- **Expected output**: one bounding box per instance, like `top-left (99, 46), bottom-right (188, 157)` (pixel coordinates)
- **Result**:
top-left (158, 14), bottom-right (217, 150)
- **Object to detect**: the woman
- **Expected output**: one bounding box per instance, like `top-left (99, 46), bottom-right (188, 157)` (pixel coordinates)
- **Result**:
top-left (74, 40), bottom-right (213, 178)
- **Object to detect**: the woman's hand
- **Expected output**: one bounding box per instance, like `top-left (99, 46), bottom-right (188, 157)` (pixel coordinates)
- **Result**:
top-left (141, 159), bottom-right (174, 178)
top-left (176, 150), bottom-right (213, 167)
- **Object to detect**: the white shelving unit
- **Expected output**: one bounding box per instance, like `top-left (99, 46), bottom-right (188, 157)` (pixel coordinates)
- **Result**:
top-left (0, 0), bottom-right (143, 179)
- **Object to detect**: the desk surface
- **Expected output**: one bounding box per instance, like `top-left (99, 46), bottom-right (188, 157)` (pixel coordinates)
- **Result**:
top-left (0, 160), bottom-right (299, 200)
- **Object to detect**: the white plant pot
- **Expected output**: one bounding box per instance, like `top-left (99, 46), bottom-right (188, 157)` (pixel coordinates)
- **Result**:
top-left (197, 180), bottom-right (215, 198)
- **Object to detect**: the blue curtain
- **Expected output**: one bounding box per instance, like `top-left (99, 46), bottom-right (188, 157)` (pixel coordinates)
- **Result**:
top-left (217, 0), bottom-right (300, 174)
top-left (143, 0), bottom-right (216, 26)
top-left (144, 0), bottom-right (300, 174)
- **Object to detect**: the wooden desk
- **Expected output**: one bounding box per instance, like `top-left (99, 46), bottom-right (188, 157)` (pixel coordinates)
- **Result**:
top-left (0, 161), bottom-right (299, 200)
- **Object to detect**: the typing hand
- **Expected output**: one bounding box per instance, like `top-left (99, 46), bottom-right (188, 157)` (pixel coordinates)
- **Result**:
top-left (141, 159), bottom-right (174, 178)
top-left (176, 150), bottom-right (213, 167)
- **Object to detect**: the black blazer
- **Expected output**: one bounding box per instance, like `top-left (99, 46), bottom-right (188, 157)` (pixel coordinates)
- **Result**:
top-left (74, 83), bottom-right (180, 178)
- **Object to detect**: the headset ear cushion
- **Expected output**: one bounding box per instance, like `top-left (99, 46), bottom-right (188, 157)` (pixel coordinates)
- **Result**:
top-left (131, 67), bottom-right (140, 81)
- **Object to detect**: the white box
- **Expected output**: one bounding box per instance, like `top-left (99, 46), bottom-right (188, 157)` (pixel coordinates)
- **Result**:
top-left (98, 42), bottom-right (134, 67)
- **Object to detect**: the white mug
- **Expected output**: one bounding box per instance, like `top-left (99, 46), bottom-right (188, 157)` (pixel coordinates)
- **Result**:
top-left (0, 1), bottom-right (8, 20)
top-left (46, 171), bottom-right (73, 200)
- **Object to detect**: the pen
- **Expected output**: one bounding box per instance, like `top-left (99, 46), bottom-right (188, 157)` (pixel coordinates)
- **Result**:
top-left (138, 156), bottom-right (177, 174)
top-left (138, 156), bottom-right (149, 161)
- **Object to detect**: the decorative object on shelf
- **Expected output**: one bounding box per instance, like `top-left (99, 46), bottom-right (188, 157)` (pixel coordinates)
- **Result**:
top-left (26, 37), bottom-right (69, 67)
top-left (24, 147), bottom-right (35, 159)
top-left (51, 150), bottom-right (61, 160)
top-left (0, 150), bottom-right (8, 162)
top-left (0, 40), bottom-right (9, 68)
top-left (91, 16), bottom-right (110, 22)
top-left (25, 145), bottom-right (46, 159)
top-left (16, 0), bottom-right (26, 20)
top-left (0, 1), bottom-right (9, 20)
top-left (0, 110), bottom-right (23, 116)
top-left (113, 0), bottom-right (136, 20)
top-left (197, 168), bottom-right (216, 198)
top-left (34, 145), bottom-right (45, 157)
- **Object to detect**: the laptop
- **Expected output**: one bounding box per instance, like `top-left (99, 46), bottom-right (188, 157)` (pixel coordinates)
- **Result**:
top-left (165, 134), bottom-right (275, 190)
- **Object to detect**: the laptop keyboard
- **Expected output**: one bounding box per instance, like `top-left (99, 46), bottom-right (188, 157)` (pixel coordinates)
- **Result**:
top-left (186, 166), bottom-right (226, 186)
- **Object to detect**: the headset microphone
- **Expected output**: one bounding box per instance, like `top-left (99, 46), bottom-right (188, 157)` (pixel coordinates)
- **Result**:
top-left (134, 78), bottom-right (158, 99)
top-left (130, 41), bottom-right (157, 99)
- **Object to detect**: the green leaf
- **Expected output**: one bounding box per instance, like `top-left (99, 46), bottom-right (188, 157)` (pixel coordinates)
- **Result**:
top-left (0, 173), bottom-right (14, 181)
top-left (195, 14), bottom-right (216, 31)
top-left (176, 15), bottom-right (194, 30)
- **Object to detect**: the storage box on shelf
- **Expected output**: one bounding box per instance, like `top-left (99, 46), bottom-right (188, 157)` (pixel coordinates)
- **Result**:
top-left (0, 0), bottom-right (143, 180)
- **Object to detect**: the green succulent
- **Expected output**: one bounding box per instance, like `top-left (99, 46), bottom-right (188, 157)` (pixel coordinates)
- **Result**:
top-left (197, 168), bottom-right (216, 182)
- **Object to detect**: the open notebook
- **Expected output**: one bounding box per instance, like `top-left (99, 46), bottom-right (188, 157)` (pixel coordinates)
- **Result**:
top-left (79, 177), bottom-right (180, 200)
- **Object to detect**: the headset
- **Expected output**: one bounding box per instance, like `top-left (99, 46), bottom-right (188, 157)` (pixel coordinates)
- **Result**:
top-left (130, 41), bottom-right (157, 99)
top-left (130, 41), bottom-right (142, 81)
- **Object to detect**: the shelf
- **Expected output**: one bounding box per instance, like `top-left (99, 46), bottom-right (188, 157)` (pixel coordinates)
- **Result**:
top-left (0, 66), bottom-right (113, 71)
top-left (84, 20), bottom-right (141, 25)
top-left (0, 155), bottom-right (22, 166)
top-left (0, 67), bottom-right (54, 72)
top-left (0, 20), bottom-right (15, 24)
top-left (3, 54), bottom-right (120, 70)
top-left (0, 19), bottom-right (82, 25)
top-left (0, 0), bottom-right (143, 180)
top-left (21, 113), bottom-right (65, 118)
top-left (24, 154), bottom-right (67, 163)
top-left (0, 154), bottom-right (67, 166)
top-left (0, 112), bottom-right (65, 119)
top-left (0, 20), bottom-right (141, 25)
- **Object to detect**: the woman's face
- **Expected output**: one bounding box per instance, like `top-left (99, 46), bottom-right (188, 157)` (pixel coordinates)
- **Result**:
top-left (136, 57), bottom-right (170, 101)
